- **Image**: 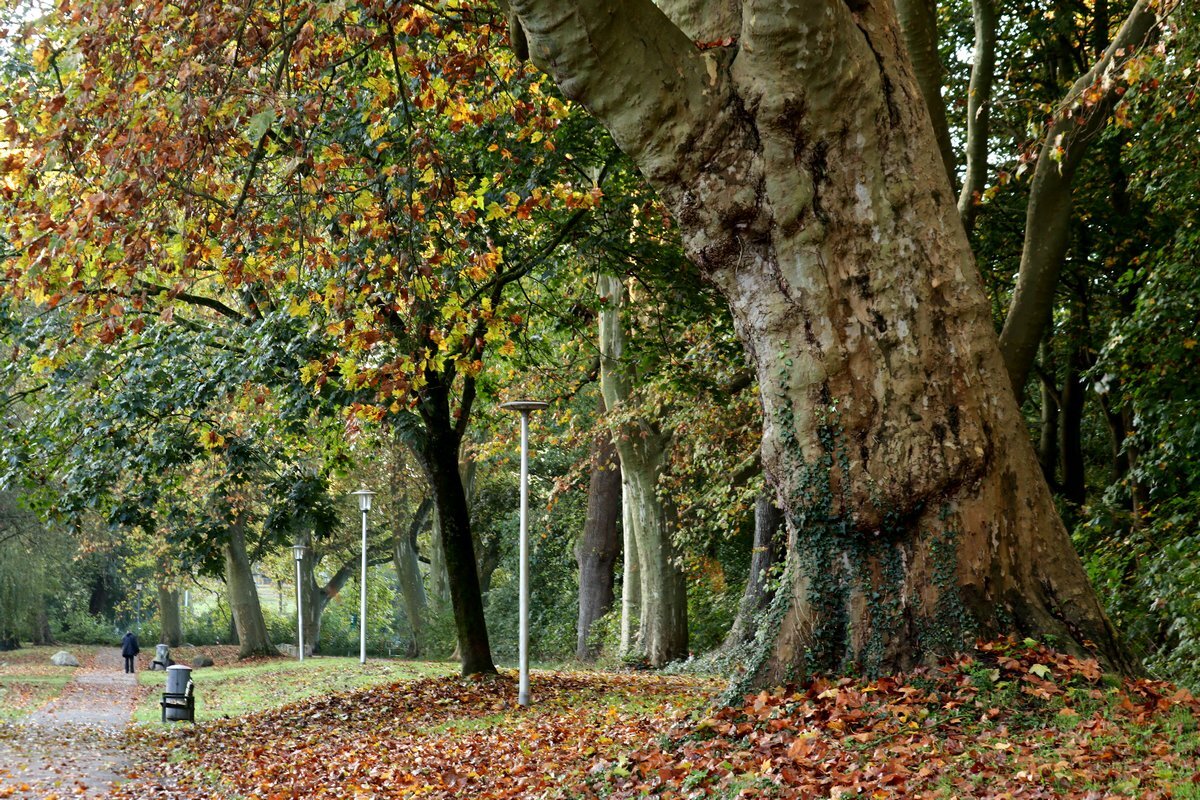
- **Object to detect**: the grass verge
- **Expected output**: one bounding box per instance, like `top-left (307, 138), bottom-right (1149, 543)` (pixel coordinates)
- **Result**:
top-left (0, 645), bottom-right (98, 720)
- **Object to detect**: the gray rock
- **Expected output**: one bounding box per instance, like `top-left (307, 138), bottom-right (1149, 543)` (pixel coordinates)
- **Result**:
top-left (50, 650), bottom-right (79, 667)
top-left (191, 655), bottom-right (214, 668)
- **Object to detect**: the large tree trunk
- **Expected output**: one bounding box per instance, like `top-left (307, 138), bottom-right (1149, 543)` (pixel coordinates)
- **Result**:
top-left (576, 429), bottom-right (622, 661)
top-left (598, 273), bottom-right (688, 666)
top-left (514, 0), bottom-right (1132, 680)
top-left (415, 378), bottom-right (496, 676)
top-left (722, 492), bottom-right (786, 651)
top-left (157, 585), bottom-right (183, 647)
top-left (224, 515), bottom-right (276, 659)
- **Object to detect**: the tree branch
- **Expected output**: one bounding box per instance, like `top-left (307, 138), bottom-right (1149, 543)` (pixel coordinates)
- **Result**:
top-left (508, 0), bottom-right (726, 190)
top-left (998, 0), bottom-right (1170, 401)
top-left (956, 0), bottom-right (998, 233)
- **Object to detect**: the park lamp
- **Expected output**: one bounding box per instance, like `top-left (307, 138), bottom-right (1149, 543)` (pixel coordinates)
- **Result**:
top-left (350, 489), bottom-right (375, 665)
top-left (351, 489), bottom-right (375, 513)
top-left (500, 399), bottom-right (549, 707)
top-left (291, 544), bottom-right (308, 662)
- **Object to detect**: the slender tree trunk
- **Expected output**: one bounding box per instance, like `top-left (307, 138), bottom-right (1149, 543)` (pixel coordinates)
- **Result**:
top-left (157, 585), bottom-right (182, 647)
top-left (619, 482), bottom-right (641, 657)
top-left (956, 0), bottom-right (998, 233)
top-left (224, 515), bottom-right (276, 659)
top-left (997, 0), bottom-right (1169, 399)
top-left (598, 272), bottom-right (688, 666)
top-left (393, 494), bottom-right (431, 657)
top-left (1039, 375), bottom-right (1061, 488)
top-left (576, 429), bottom-right (622, 661)
top-left (1038, 342), bottom-right (1060, 488)
top-left (722, 491), bottom-right (785, 650)
top-left (427, 506), bottom-right (450, 606)
top-left (1060, 321), bottom-right (1088, 506)
top-left (415, 380), bottom-right (496, 676)
top-left (292, 535), bottom-right (321, 655)
top-left (514, 0), bottom-right (1133, 680)
top-left (894, 0), bottom-right (956, 187)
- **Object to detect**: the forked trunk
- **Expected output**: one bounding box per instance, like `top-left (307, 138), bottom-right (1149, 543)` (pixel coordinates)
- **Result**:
top-left (513, 0), bottom-right (1132, 681)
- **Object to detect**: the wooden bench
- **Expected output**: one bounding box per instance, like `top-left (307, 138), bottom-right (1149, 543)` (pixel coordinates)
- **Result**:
top-left (160, 680), bottom-right (195, 723)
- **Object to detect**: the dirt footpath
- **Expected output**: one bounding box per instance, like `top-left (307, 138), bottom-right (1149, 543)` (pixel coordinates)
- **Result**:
top-left (0, 648), bottom-right (139, 798)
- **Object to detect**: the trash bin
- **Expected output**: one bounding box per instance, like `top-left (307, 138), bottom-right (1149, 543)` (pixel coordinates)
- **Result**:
top-left (153, 643), bottom-right (171, 669)
top-left (165, 665), bottom-right (192, 721)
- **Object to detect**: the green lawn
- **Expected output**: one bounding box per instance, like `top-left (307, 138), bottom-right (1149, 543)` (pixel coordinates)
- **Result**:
top-left (134, 655), bottom-right (455, 723)
top-left (0, 645), bottom-right (99, 720)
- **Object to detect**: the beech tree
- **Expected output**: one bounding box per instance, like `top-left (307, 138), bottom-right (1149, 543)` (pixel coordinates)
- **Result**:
top-left (509, 0), bottom-right (1132, 680)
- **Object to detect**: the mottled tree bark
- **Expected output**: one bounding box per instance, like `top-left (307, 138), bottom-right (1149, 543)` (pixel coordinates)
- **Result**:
top-left (224, 514), bottom-right (276, 659)
top-left (514, 0), bottom-right (1132, 679)
top-left (576, 429), bottom-right (622, 661)
top-left (598, 273), bottom-right (687, 666)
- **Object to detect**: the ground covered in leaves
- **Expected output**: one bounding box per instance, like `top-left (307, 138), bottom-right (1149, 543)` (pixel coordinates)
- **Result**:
top-left (588, 640), bottom-right (1200, 799)
top-left (107, 641), bottom-right (1200, 799)
top-left (114, 670), bottom-right (717, 799)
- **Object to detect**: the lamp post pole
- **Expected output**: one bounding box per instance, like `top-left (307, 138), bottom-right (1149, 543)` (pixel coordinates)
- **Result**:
top-left (500, 400), bottom-right (549, 707)
top-left (291, 545), bottom-right (307, 662)
top-left (351, 489), bottom-right (375, 665)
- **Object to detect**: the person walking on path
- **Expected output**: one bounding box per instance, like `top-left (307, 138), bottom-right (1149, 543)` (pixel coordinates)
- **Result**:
top-left (120, 631), bottom-right (139, 674)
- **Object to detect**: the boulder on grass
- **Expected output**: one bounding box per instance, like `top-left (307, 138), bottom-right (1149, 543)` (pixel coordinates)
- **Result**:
top-left (191, 655), bottom-right (214, 668)
top-left (50, 650), bottom-right (79, 667)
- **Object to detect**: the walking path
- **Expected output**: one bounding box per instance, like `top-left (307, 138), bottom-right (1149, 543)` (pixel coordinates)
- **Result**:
top-left (0, 648), bottom-right (140, 798)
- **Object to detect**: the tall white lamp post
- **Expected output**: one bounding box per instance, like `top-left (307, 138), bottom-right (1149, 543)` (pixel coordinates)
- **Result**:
top-left (500, 400), bottom-right (549, 707)
top-left (291, 544), bottom-right (307, 662)
top-left (350, 489), bottom-right (375, 665)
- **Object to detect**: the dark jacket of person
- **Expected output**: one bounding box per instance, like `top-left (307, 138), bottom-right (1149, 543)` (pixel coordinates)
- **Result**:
top-left (121, 632), bottom-right (140, 657)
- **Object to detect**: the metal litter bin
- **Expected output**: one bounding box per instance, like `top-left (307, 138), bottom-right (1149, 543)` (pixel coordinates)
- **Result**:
top-left (153, 643), bottom-right (170, 669)
top-left (165, 664), bottom-right (192, 721)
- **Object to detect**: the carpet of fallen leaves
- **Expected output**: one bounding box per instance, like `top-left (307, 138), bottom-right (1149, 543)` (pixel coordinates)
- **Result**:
top-left (586, 640), bottom-right (1200, 799)
top-left (107, 641), bottom-right (1200, 799)
top-left (112, 670), bottom-right (718, 799)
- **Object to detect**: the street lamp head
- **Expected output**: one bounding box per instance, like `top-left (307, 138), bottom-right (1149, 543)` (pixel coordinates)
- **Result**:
top-left (500, 400), bottom-right (550, 413)
top-left (351, 488), bottom-right (375, 513)
top-left (291, 544), bottom-right (307, 562)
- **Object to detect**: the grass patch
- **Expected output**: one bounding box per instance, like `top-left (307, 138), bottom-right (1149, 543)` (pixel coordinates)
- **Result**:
top-left (133, 655), bottom-right (454, 723)
top-left (0, 645), bottom-right (98, 720)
